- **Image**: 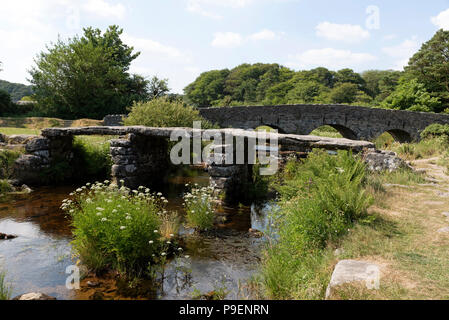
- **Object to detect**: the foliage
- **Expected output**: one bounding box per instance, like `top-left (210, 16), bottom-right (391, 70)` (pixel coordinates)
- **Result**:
top-left (64, 182), bottom-right (180, 275)
top-left (29, 25), bottom-right (147, 119)
top-left (0, 80), bottom-right (33, 103)
top-left (390, 137), bottom-right (449, 160)
top-left (0, 90), bottom-right (12, 115)
top-left (183, 184), bottom-right (217, 231)
top-left (421, 123), bottom-right (449, 140)
top-left (124, 97), bottom-right (215, 128)
top-left (0, 270), bottom-right (12, 300)
top-left (361, 70), bottom-right (402, 102)
top-left (380, 77), bottom-right (441, 112)
top-left (72, 136), bottom-right (112, 178)
top-left (405, 29), bottom-right (449, 110)
top-left (185, 64), bottom-right (387, 107)
top-left (260, 150), bottom-right (373, 299)
top-left (148, 76), bottom-right (170, 100)
top-left (0, 150), bottom-right (21, 179)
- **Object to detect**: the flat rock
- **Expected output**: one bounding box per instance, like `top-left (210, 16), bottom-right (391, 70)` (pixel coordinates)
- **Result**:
top-left (12, 292), bottom-right (56, 300)
top-left (363, 150), bottom-right (410, 172)
top-left (326, 260), bottom-right (380, 299)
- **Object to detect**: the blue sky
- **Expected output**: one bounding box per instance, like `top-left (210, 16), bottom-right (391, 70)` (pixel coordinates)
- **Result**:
top-left (1, 0), bottom-right (449, 93)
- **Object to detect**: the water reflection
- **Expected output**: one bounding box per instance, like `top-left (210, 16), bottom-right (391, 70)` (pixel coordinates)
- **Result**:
top-left (0, 171), bottom-right (272, 300)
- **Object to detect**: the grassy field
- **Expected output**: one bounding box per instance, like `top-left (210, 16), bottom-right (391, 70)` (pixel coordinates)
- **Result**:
top-left (0, 127), bottom-right (41, 135)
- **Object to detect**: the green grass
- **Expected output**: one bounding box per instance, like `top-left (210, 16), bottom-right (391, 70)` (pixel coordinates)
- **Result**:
top-left (0, 127), bottom-right (40, 135)
top-left (0, 270), bottom-right (12, 300)
top-left (257, 150), bottom-right (373, 299)
top-left (310, 126), bottom-right (343, 138)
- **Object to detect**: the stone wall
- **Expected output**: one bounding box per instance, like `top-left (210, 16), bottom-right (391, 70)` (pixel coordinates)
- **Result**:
top-left (103, 114), bottom-right (126, 127)
top-left (199, 104), bottom-right (449, 142)
top-left (110, 134), bottom-right (169, 189)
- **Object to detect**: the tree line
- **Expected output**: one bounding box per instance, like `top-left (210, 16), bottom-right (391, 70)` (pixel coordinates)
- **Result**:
top-left (1, 27), bottom-right (449, 120)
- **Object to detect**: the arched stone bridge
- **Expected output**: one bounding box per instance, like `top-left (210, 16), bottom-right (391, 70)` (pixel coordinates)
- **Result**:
top-left (13, 126), bottom-right (373, 203)
top-left (199, 104), bottom-right (449, 142)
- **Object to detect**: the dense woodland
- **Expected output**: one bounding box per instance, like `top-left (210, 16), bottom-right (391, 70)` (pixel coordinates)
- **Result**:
top-left (1, 27), bottom-right (449, 119)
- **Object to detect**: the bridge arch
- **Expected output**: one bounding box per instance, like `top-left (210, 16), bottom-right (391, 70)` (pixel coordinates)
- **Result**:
top-left (309, 124), bottom-right (358, 140)
top-left (383, 129), bottom-right (412, 143)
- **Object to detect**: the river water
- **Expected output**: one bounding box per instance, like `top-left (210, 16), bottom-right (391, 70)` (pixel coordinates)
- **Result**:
top-left (0, 171), bottom-right (273, 300)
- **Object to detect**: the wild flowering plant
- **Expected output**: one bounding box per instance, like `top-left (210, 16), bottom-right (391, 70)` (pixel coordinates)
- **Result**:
top-left (183, 184), bottom-right (217, 231)
top-left (62, 181), bottom-right (186, 276)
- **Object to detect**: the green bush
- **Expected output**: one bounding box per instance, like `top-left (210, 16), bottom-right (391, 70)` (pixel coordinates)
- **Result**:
top-left (64, 182), bottom-right (179, 276)
top-left (0, 150), bottom-right (21, 179)
top-left (183, 184), bottom-right (217, 231)
top-left (124, 97), bottom-right (215, 129)
top-left (421, 124), bottom-right (449, 140)
top-left (261, 150), bottom-right (373, 299)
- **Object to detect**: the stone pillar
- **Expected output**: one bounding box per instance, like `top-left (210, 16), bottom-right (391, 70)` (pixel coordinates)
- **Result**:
top-left (110, 134), bottom-right (169, 190)
top-left (207, 142), bottom-right (253, 204)
top-left (13, 135), bottom-right (74, 185)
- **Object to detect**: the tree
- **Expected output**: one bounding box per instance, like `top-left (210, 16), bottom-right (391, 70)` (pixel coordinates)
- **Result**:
top-left (361, 70), bottom-right (402, 101)
top-left (148, 76), bottom-right (170, 100)
top-left (286, 80), bottom-right (329, 104)
top-left (405, 29), bottom-right (449, 111)
top-left (328, 83), bottom-right (360, 104)
top-left (380, 78), bottom-right (441, 112)
top-left (184, 69), bottom-right (229, 107)
top-left (29, 25), bottom-right (147, 119)
top-left (0, 90), bottom-right (12, 115)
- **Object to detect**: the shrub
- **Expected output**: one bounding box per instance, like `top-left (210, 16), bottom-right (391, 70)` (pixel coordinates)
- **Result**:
top-left (0, 150), bottom-right (21, 179)
top-left (124, 97), bottom-right (215, 129)
top-left (183, 184), bottom-right (217, 231)
top-left (421, 123), bottom-right (449, 140)
top-left (64, 182), bottom-right (180, 276)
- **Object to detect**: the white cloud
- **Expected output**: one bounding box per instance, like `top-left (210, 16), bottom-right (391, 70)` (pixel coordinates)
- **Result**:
top-left (249, 29), bottom-right (277, 41)
top-left (211, 29), bottom-right (278, 48)
top-left (82, 0), bottom-right (126, 20)
top-left (186, 0), bottom-right (295, 19)
top-left (122, 34), bottom-right (190, 63)
top-left (211, 32), bottom-right (244, 48)
top-left (288, 48), bottom-right (377, 70)
top-left (187, 0), bottom-right (255, 19)
top-left (431, 8), bottom-right (449, 30)
top-left (316, 22), bottom-right (370, 43)
top-left (382, 37), bottom-right (421, 70)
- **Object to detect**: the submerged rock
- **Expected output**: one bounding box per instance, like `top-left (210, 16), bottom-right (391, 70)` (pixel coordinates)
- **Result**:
top-left (12, 292), bottom-right (56, 300)
top-left (0, 233), bottom-right (17, 240)
top-left (326, 260), bottom-right (380, 299)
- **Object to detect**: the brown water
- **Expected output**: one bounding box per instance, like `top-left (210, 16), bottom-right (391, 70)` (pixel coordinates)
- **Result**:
top-left (0, 172), bottom-right (272, 300)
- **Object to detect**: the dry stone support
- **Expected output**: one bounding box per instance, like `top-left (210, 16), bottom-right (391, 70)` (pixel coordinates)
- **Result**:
top-left (110, 134), bottom-right (170, 190)
top-left (207, 136), bottom-right (254, 204)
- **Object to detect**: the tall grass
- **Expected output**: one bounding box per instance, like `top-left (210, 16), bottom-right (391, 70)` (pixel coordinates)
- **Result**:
top-left (259, 150), bottom-right (373, 299)
top-left (64, 182), bottom-right (180, 276)
top-left (0, 270), bottom-right (12, 300)
top-left (72, 136), bottom-right (113, 178)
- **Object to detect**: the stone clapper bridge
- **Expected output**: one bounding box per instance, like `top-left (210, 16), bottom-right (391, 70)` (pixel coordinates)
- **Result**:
top-left (17, 104), bottom-right (449, 202)
top-left (15, 126), bottom-right (373, 203)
